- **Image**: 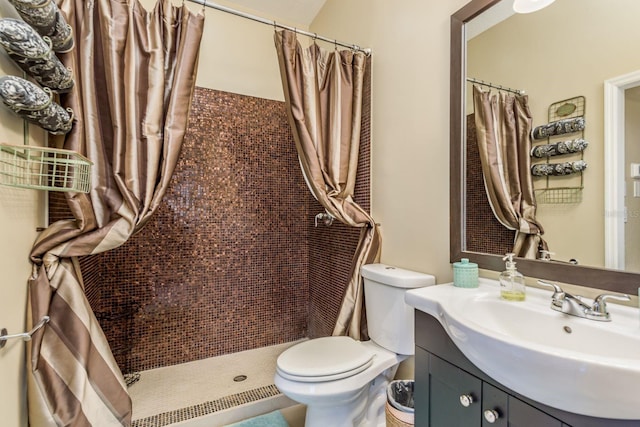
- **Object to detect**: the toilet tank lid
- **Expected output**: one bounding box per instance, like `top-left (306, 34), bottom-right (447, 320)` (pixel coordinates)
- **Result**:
top-left (361, 263), bottom-right (435, 288)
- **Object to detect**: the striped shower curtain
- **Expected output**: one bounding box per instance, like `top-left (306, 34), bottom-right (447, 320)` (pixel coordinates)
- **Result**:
top-left (274, 30), bottom-right (381, 340)
top-left (472, 85), bottom-right (547, 258)
top-left (26, 1), bottom-right (204, 425)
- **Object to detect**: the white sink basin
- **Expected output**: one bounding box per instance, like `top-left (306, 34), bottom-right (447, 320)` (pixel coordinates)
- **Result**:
top-left (405, 279), bottom-right (640, 420)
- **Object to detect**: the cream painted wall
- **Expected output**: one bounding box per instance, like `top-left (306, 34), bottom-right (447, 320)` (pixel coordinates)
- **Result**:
top-left (0, 3), bottom-right (47, 426)
top-left (311, 0), bottom-right (469, 282)
top-left (466, 0), bottom-right (640, 267)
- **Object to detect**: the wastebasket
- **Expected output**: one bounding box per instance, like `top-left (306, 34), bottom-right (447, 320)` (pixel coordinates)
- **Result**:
top-left (385, 380), bottom-right (414, 427)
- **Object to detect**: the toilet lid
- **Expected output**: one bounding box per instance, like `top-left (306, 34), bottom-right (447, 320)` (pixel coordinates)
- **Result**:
top-left (276, 336), bottom-right (374, 382)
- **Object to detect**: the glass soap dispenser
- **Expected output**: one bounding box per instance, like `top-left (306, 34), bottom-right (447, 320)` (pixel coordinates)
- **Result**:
top-left (500, 253), bottom-right (525, 301)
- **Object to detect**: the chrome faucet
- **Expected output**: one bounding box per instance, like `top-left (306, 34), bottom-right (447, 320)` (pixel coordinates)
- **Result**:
top-left (537, 280), bottom-right (631, 321)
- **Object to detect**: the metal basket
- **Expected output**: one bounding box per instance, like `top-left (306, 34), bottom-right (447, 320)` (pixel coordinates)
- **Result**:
top-left (534, 187), bottom-right (583, 204)
top-left (0, 143), bottom-right (92, 193)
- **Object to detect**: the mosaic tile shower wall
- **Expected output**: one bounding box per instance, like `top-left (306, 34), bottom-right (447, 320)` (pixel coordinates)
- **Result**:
top-left (466, 114), bottom-right (514, 255)
top-left (87, 89), bottom-right (311, 372)
top-left (50, 71), bottom-right (371, 373)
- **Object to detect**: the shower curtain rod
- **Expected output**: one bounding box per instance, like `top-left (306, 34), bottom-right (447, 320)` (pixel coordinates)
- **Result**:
top-left (187, 0), bottom-right (372, 55)
top-left (467, 77), bottom-right (525, 95)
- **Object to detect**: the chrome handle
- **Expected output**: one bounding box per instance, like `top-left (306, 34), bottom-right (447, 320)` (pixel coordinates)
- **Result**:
top-left (537, 280), bottom-right (566, 309)
top-left (537, 280), bottom-right (564, 294)
top-left (483, 409), bottom-right (500, 423)
top-left (459, 394), bottom-right (474, 407)
top-left (592, 293), bottom-right (631, 313)
top-left (595, 293), bottom-right (631, 304)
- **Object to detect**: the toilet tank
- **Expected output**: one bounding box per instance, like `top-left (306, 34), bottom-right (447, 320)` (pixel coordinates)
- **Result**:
top-left (362, 263), bottom-right (435, 355)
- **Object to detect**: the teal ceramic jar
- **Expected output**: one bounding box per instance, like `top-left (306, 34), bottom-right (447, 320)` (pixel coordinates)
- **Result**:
top-left (453, 258), bottom-right (479, 288)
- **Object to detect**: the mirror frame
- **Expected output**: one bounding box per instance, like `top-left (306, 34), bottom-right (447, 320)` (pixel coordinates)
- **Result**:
top-left (450, 0), bottom-right (639, 294)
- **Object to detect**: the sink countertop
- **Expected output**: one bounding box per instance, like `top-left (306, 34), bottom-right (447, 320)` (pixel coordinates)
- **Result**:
top-left (405, 279), bottom-right (640, 420)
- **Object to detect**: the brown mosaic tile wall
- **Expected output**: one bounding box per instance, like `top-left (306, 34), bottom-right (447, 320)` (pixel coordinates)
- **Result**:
top-left (308, 221), bottom-right (362, 338)
top-left (50, 75), bottom-right (371, 372)
top-left (97, 88), bottom-right (313, 372)
top-left (465, 114), bottom-right (514, 255)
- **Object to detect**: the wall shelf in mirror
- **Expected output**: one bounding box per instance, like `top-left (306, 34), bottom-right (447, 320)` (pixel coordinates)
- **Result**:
top-left (534, 187), bottom-right (582, 204)
top-left (532, 96), bottom-right (586, 204)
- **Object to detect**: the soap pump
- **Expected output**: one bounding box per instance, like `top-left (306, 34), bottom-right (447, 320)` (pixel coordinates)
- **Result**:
top-left (500, 253), bottom-right (525, 301)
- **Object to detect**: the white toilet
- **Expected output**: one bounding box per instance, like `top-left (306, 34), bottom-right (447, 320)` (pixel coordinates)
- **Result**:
top-left (274, 263), bottom-right (435, 427)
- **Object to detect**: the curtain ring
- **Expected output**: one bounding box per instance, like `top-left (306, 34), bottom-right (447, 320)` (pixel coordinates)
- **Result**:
top-left (334, 39), bottom-right (338, 51)
top-left (201, 0), bottom-right (206, 12)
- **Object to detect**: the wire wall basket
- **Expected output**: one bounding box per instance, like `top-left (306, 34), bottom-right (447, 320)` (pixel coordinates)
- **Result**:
top-left (0, 143), bottom-right (92, 193)
top-left (534, 187), bottom-right (583, 204)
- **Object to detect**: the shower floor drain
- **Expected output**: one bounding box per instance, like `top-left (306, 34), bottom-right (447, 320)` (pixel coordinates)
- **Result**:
top-left (234, 375), bottom-right (247, 382)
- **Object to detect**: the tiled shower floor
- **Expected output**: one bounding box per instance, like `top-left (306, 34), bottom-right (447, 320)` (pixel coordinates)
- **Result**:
top-left (128, 340), bottom-right (302, 427)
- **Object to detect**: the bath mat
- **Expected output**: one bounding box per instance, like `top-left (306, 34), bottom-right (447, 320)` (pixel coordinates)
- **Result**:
top-left (227, 410), bottom-right (289, 427)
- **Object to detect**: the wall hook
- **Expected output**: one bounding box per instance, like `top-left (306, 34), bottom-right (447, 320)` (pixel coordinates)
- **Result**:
top-left (314, 211), bottom-right (335, 227)
top-left (0, 316), bottom-right (50, 349)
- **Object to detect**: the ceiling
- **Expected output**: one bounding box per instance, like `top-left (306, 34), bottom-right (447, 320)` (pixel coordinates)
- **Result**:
top-left (221, 0), bottom-right (327, 26)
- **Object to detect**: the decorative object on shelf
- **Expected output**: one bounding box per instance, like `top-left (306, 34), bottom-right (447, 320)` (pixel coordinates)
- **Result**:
top-left (0, 143), bottom-right (91, 192)
top-left (531, 138), bottom-right (588, 158)
top-left (0, 75), bottom-right (73, 134)
top-left (7, 0), bottom-right (73, 52)
top-left (532, 116), bottom-right (585, 140)
top-left (531, 160), bottom-right (587, 176)
top-left (555, 100), bottom-right (577, 117)
top-left (0, 19), bottom-right (73, 92)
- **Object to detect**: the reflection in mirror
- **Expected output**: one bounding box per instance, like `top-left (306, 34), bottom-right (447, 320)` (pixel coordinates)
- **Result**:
top-left (623, 85), bottom-right (640, 271)
top-left (604, 71), bottom-right (640, 273)
top-left (450, 0), bottom-right (640, 293)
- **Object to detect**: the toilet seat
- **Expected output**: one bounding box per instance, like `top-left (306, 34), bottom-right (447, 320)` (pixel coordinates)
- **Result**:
top-left (276, 336), bottom-right (375, 382)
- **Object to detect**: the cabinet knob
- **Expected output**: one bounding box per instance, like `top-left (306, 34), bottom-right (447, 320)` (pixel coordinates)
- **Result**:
top-left (459, 394), bottom-right (474, 407)
top-left (483, 409), bottom-right (500, 423)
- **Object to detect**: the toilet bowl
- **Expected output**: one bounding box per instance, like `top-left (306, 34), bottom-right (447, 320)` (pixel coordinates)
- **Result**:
top-left (274, 264), bottom-right (436, 427)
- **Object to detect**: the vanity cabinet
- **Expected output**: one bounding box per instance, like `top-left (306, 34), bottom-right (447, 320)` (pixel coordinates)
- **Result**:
top-left (428, 351), bottom-right (481, 426)
top-left (414, 311), bottom-right (639, 427)
top-left (417, 347), bottom-right (562, 427)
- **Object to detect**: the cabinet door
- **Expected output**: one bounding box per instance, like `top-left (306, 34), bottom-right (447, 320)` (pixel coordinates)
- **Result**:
top-left (415, 347), bottom-right (430, 426)
top-left (508, 396), bottom-right (563, 427)
top-left (429, 354), bottom-right (482, 427)
top-left (482, 383), bottom-right (508, 427)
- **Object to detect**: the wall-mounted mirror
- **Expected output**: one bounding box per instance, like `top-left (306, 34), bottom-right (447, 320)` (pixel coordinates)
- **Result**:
top-left (450, 0), bottom-right (640, 294)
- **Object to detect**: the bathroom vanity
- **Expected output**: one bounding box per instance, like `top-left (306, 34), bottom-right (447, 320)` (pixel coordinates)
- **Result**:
top-left (414, 310), bottom-right (640, 427)
top-left (406, 279), bottom-right (640, 427)
top-left (440, 0), bottom-right (640, 422)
